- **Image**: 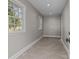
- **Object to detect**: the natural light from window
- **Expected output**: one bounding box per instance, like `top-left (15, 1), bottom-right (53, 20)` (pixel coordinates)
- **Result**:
top-left (8, 0), bottom-right (24, 32)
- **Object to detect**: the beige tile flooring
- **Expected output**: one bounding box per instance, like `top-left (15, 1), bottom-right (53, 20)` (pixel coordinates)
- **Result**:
top-left (17, 37), bottom-right (68, 59)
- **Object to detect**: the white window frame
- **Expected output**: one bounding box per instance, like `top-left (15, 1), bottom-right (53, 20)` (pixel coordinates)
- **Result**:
top-left (8, 0), bottom-right (26, 33)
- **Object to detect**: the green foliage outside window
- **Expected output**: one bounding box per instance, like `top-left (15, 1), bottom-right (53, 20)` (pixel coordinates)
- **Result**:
top-left (8, 0), bottom-right (22, 32)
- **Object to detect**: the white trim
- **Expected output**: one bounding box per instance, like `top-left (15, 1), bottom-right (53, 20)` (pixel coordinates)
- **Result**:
top-left (43, 35), bottom-right (61, 38)
top-left (60, 39), bottom-right (70, 58)
top-left (9, 36), bottom-right (42, 59)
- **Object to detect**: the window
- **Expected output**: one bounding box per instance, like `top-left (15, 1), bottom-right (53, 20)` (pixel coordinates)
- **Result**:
top-left (8, 0), bottom-right (25, 32)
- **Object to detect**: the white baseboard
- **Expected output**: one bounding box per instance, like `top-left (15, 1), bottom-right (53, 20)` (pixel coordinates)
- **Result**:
top-left (9, 36), bottom-right (42, 59)
top-left (43, 35), bottom-right (61, 38)
top-left (60, 39), bottom-right (70, 58)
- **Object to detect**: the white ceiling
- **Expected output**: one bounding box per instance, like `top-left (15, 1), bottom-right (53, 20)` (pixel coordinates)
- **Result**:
top-left (27, 0), bottom-right (68, 16)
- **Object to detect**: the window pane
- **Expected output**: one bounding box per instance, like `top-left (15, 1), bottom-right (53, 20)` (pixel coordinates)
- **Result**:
top-left (13, 3), bottom-right (19, 17)
top-left (19, 12), bottom-right (23, 18)
top-left (19, 8), bottom-right (23, 19)
top-left (15, 17), bottom-right (22, 31)
top-left (13, 4), bottom-right (18, 11)
top-left (8, 7), bottom-right (14, 16)
top-left (8, 0), bottom-right (13, 7)
top-left (9, 16), bottom-right (14, 24)
top-left (15, 24), bottom-right (22, 31)
top-left (8, 0), bottom-right (14, 16)
top-left (14, 10), bottom-right (19, 17)
top-left (15, 17), bottom-right (22, 25)
top-left (19, 8), bottom-right (22, 13)
top-left (9, 24), bottom-right (15, 32)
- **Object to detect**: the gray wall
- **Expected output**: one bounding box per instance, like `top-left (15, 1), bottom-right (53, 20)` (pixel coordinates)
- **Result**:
top-left (61, 1), bottom-right (70, 49)
top-left (8, 0), bottom-right (42, 58)
top-left (43, 16), bottom-right (61, 37)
